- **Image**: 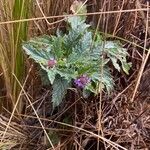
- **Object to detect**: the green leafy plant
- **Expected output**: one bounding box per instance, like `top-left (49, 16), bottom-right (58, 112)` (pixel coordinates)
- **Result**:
top-left (22, 3), bottom-right (131, 108)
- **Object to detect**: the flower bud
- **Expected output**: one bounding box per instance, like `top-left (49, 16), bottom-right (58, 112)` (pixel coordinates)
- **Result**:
top-left (48, 59), bottom-right (57, 68)
top-left (74, 74), bottom-right (91, 88)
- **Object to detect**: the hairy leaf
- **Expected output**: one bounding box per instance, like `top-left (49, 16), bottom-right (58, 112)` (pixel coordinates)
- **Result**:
top-left (22, 36), bottom-right (53, 65)
top-left (121, 62), bottom-right (132, 75)
top-left (67, 16), bottom-right (89, 31)
top-left (40, 65), bottom-right (57, 84)
top-left (52, 76), bottom-right (70, 108)
top-left (51, 35), bottom-right (64, 58)
top-left (22, 44), bottom-right (48, 65)
top-left (104, 41), bottom-right (130, 74)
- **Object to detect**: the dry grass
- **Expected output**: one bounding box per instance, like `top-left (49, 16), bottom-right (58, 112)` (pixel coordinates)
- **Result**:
top-left (0, 0), bottom-right (32, 113)
top-left (0, 0), bottom-right (149, 149)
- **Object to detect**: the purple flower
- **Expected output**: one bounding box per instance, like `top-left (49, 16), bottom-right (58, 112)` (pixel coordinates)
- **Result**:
top-left (48, 58), bottom-right (57, 68)
top-left (74, 75), bottom-right (91, 88)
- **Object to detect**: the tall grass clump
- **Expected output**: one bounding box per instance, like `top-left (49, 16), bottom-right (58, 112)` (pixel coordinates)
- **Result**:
top-left (0, 0), bottom-right (32, 113)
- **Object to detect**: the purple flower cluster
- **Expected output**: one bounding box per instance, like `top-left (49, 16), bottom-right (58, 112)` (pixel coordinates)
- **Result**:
top-left (74, 75), bottom-right (91, 88)
top-left (48, 58), bottom-right (57, 68)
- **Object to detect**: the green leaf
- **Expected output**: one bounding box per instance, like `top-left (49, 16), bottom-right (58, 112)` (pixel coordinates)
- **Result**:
top-left (22, 44), bottom-right (48, 65)
top-left (101, 71), bottom-right (114, 93)
top-left (67, 16), bottom-right (90, 32)
top-left (52, 76), bottom-right (70, 108)
top-left (103, 41), bottom-right (131, 74)
top-left (40, 64), bottom-right (57, 84)
top-left (74, 31), bottom-right (92, 53)
top-left (63, 15), bottom-right (91, 56)
top-left (51, 35), bottom-right (64, 58)
top-left (85, 84), bottom-right (97, 94)
top-left (56, 69), bottom-right (77, 81)
top-left (121, 62), bottom-right (132, 75)
top-left (91, 69), bottom-right (114, 93)
top-left (110, 57), bottom-right (120, 72)
top-left (90, 45), bottom-right (103, 60)
top-left (47, 69), bottom-right (57, 84)
top-left (22, 35), bottom-right (53, 65)
top-left (28, 35), bottom-right (52, 54)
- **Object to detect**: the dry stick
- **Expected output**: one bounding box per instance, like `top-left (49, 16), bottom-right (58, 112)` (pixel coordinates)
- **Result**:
top-left (137, 0), bottom-right (150, 36)
top-left (137, 0), bottom-right (150, 59)
top-left (18, 114), bottom-right (127, 150)
top-left (113, 0), bottom-right (125, 36)
top-left (35, 0), bottom-right (88, 26)
top-left (127, 105), bottom-right (150, 128)
top-left (130, 2), bottom-right (149, 103)
top-left (0, 65), bottom-right (33, 142)
top-left (97, 46), bottom-right (105, 150)
top-left (112, 82), bottom-right (134, 104)
top-left (11, 72), bottom-right (127, 150)
top-left (12, 73), bottom-right (55, 149)
top-left (98, 2), bottom-right (111, 149)
top-left (0, 8), bottom-right (148, 25)
top-left (95, 1), bottom-right (107, 149)
top-left (35, 0), bottom-right (51, 25)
